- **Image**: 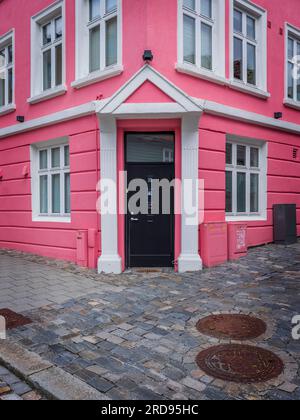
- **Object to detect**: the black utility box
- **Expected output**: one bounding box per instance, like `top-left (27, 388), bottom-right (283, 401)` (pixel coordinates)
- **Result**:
top-left (273, 204), bottom-right (297, 244)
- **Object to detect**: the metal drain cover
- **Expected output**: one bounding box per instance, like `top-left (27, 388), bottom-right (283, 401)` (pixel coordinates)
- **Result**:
top-left (196, 344), bottom-right (284, 384)
top-left (196, 314), bottom-right (267, 340)
top-left (0, 308), bottom-right (32, 330)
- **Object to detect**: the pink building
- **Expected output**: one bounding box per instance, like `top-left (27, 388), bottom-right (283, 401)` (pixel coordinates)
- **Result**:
top-left (0, 0), bottom-right (299, 273)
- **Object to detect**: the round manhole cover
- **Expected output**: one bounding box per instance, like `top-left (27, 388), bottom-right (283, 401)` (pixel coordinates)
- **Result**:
top-left (196, 344), bottom-right (284, 384)
top-left (196, 314), bottom-right (267, 340)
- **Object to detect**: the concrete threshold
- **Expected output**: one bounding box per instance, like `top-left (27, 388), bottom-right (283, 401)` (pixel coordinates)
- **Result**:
top-left (0, 340), bottom-right (109, 400)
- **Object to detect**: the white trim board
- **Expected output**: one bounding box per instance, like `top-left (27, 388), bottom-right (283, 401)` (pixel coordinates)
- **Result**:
top-left (1, 66), bottom-right (300, 138)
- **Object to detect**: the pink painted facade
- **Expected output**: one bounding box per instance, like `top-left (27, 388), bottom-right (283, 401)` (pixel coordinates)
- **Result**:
top-left (0, 0), bottom-right (299, 272)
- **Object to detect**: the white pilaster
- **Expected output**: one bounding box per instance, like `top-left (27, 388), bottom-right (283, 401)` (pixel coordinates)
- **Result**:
top-left (97, 116), bottom-right (122, 274)
top-left (178, 114), bottom-right (203, 273)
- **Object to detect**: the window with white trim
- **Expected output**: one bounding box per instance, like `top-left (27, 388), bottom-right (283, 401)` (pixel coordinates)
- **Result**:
top-left (286, 25), bottom-right (300, 103)
top-left (30, 1), bottom-right (65, 101)
top-left (31, 140), bottom-right (70, 222)
top-left (225, 140), bottom-right (267, 219)
top-left (231, 0), bottom-right (267, 92)
top-left (74, 0), bottom-right (122, 88)
top-left (179, 0), bottom-right (225, 77)
top-left (0, 32), bottom-right (14, 109)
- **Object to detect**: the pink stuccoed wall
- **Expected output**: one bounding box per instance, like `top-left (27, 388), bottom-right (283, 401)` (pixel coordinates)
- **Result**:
top-left (0, 0), bottom-right (299, 267)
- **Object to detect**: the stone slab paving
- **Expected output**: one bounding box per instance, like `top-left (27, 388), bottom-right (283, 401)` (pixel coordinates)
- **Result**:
top-left (0, 364), bottom-right (45, 400)
top-left (0, 243), bottom-right (299, 400)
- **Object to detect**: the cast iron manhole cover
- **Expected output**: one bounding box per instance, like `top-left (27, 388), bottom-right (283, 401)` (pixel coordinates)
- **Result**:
top-left (196, 344), bottom-right (284, 384)
top-left (0, 309), bottom-right (32, 330)
top-left (196, 314), bottom-right (267, 340)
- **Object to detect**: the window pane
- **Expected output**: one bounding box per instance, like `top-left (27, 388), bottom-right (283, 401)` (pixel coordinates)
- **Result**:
top-left (64, 145), bottom-right (70, 166)
top-left (288, 38), bottom-right (294, 60)
top-left (201, 23), bottom-right (212, 70)
top-left (183, 15), bottom-right (195, 64)
top-left (55, 44), bottom-right (62, 86)
top-left (89, 0), bottom-right (100, 20)
top-left (106, 17), bottom-right (118, 67)
top-left (234, 37), bottom-right (243, 80)
top-left (64, 173), bottom-right (71, 214)
top-left (288, 62), bottom-right (294, 99)
top-left (0, 73), bottom-right (5, 106)
top-left (8, 68), bottom-right (13, 104)
top-left (8, 45), bottom-right (13, 64)
top-left (0, 49), bottom-right (5, 67)
top-left (183, 0), bottom-right (195, 10)
top-left (106, 0), bottom-right (117, 13)
top-left (126, 133), bottom-right (175, 163)
top-left (89, 25), bottom-right (100, 72)
top-left (51, 147), bottom-right (60, 168)
top-left (234, 9), bottom-right (243, 33)
top-left (55, 17), bottom-right (62, 39)
top-left (226, 143), bottom-right (232, 165)
top-left (226, 171), bottom-right (233, 213)
top-left (247, 16), bottom-right (255, 40)
top-left (250, 173), bottom-right (259, 213)
top-left (39, 150), bottom-right (48, 170)
top-left (237, 145), bottom-right (246, 166)
top-left (43, 49), bottom-right (52, 91)
top-left (237, 172), bottom-right (246, 213)
top-left (40, 175), bottom-right (48, 214)
top-left (250, 147), bottom-right (259, 167)
top-left (247, 43), bottom-right (256, 85)
top-left (52, 174), bottom-right (61, 214)
top-left (43, 23), bottom-right (52, 45)
top-left (201, 0), bottom-right (212, 18)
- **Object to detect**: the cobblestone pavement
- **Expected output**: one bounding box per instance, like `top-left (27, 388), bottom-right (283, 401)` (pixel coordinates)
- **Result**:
top-left (0, 242), bottom-right (299, 400)
top-left (0, 365), bottom-right (44, 400)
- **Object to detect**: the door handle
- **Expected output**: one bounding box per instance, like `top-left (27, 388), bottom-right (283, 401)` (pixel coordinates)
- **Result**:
top-left (130, 218), bottom-right (139, 222)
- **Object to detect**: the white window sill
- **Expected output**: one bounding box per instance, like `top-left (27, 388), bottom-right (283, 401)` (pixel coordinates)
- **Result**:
top-left (71, 65), bottom-right (124, 90)
top-left (33, 215), bottom-right (71, 223)
top-left (176, 63), bottom-right (227, 86)
top-left (28, 85), bottom-right (67, 105)
top-left (228, 80), bottom-right (270, 99)
top-left (226, 215), bottom-right (267, 222)
top-left (284, 98), bottom-right (300, 111)
top-left (0, 103), bottom-right (16, 116)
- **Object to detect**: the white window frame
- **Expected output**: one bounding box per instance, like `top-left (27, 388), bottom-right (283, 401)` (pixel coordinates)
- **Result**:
top-left (229, 0), bottom-right (268, 97)
top-left (225, 136), bottom-right (267, 222)
top-left (284, 23), bottom-right (300, 110)
top-left (31, 137), bottom-right (71, 223)
top-left (177, 0), bottom-right (226, 84)
top-left (72, 0), bottom-right (123, 89)
top-left (0, 29), bottom-right (15, 116)
top-left (29, 0), bottom-right (66, 104)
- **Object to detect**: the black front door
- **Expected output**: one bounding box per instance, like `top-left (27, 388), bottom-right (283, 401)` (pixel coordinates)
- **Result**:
top-left (125, 133), bottom-right (175, 268)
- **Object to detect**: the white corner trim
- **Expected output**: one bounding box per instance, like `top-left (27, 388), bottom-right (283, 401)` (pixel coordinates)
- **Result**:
top-left (228, 80), bottom-right (270, 99)
top-left (71, 65), bottom-right (124, 90)
top-left (28, 85), bottom-right (67, 105)
top-left (178, 254), bottom-right (203, 273)
top-left (97, 65), bottom-right (203, 115)
top-left (0, 103), bottom-right (16, 117)
top-left (0, 101), bottom-right (97, 138)
top-left (175, 63), bottom-right (227, 86)
top-left (284, 98), bottom-right (300, 111)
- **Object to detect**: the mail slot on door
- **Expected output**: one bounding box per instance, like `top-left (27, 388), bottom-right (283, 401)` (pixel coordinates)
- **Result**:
top-left (228, 223), bottom-right (248, 261)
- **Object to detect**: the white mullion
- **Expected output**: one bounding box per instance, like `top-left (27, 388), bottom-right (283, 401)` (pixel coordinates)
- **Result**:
top-left (51, 21), bottom-right (55, 89)
top-left (196, 14), bottom-right (201, 68)
top-left (100, 19), bottom-right (106, 70)
top-left (242, 12), bottom-right (247, 83)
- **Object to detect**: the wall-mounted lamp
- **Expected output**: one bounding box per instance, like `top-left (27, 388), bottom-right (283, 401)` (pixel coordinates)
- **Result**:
top-left (143, 50), bottom-right (153, 62)
top-left (274, 112), bottom-right (282, 120)
top-left (16, 116), bottom-right (25, 123)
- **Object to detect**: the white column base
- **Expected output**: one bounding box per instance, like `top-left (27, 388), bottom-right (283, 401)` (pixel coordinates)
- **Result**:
top-left (178, 253), bottom-right (203, 273)
top-left (98, 255), bottom-right (122, 274)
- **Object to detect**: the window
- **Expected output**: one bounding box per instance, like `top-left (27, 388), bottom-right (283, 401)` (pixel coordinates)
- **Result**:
top-left (230, 0), bottom-right (267, 94)
top-left (30, 1), bottom-right (66, 103)
top-left (73, 0), bottom-right (122, 89)
top-left (225, 139), bottom-right (267, 219)
top-left (31, 140), bottom-right (70, 222)
top-left (285, 24), bottom-right (300, 104)
top-left (0, 30), bottom-right (14, 112)
top-left (178, 0), bottom-right (225, 80)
